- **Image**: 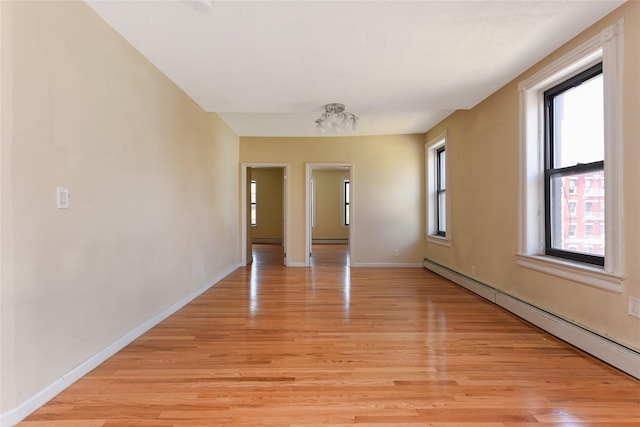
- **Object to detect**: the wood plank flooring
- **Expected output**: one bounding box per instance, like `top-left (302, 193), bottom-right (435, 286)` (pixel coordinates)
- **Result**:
top-left (251, 243), bottom-right (349, 267)
top-left (310, 243), bottom-right (349, 267)
top-left (251, 244), bottom-right (286, 266)
top-left (18, 251), bottom-right (640, 426)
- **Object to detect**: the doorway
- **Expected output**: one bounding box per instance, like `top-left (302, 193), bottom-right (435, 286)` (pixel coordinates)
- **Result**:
top-left (306, 163), bottom-right (353, 267)
top-left (241, 163), bottom-right (290, 267)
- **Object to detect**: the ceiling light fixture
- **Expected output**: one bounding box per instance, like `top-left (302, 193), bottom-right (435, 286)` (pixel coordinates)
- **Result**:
top-left (315, 103), bottom-right (358, 134)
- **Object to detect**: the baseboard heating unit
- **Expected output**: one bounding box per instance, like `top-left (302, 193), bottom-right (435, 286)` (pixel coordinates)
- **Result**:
top-left (423, 258), bottom-right (640, 380)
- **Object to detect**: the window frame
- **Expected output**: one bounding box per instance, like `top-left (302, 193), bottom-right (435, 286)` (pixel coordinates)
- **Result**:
top-left (425, 130), bottom-right (450, 246)
top-left (543, 62), bottom-right (604, 266)
top-left (517, 21), bottom-right (624, 293)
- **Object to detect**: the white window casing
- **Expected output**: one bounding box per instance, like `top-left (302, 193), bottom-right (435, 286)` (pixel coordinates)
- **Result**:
top-left (517, 20), bottom-right (625, 293)
top-left (426, 130), bottom-right (450, 247)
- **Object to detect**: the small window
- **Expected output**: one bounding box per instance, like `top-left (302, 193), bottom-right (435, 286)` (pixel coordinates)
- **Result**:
top-left (569, 201), bottom-right (577, 215)
top-left (585, 178), bottom-right (593, 194)
top-left (426, 131), bottom-right (450, 245)
top-left (585, 223), bottom-right (593, 239)
top-left (250, 180), bottom-right (257, 226)
top-left (436, 147), bottom-right (446, 236)
top-left (585, 200), bottom-right (593, 215)
top-left (544, 62), bottom-right (604, 266)
top-left (344, 180), bottom-right (350, 226)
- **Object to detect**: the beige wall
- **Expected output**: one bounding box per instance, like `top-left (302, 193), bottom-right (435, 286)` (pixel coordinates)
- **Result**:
top-left (1, 0), bottom-right (239, 416)
top-left (425, 1), bottom-right (640, 351)
top-left (250, 168), bottom-right (283, 242)
top-left (312, 169), bottom-right (349, 240)
top-left (240, 135), bottom-right (424, 266)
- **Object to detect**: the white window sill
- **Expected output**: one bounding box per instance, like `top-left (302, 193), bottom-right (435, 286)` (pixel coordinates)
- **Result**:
top-left (516, 254), bottom-right (624, 293)
top-left (426, 235), bottom-right (451, 247)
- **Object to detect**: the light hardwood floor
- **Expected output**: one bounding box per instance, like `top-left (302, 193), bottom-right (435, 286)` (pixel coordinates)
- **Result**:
top-left (252, 243), bottom-right (286, 266)
top-left (310, 243), bottom-right (349, 267)
top-left (251, 243), bottom-right (350, 267)
top-left (18, 247), bottom-right (640, 426)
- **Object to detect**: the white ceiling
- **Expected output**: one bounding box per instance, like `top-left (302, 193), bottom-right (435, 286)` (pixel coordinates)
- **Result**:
top-left (85, 0), bottom-right (625, 137)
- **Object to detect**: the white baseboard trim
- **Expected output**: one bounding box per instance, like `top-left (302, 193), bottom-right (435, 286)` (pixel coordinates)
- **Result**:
top-left (251, 238), bottom-right (282, 244)
top-left (0, 264), bottom-right (238, 427)
top-left (350, 262), bottom-right (423, 268)
top-left (282, 261), bottom-right (423, 268)
top-left (312, 239), bottom-right (348, 244)
top-left (423, 258), bottom-right (640, 380)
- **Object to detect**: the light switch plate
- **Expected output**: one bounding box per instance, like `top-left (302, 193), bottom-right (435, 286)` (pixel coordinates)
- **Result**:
top-left (57, 187), bottom-right (69, 209)
top-left (629, 297), bottom-right (640, 318)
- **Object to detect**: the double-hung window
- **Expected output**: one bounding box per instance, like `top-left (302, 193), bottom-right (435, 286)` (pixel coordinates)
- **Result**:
top-left (544, 63), bottom-right (604, 266)
top-left (436, 147), bottom-right (446, 236)
top-left (426, 131), bottom-right (450, 245)
top-left (517, 21), bottom-right (624, 292)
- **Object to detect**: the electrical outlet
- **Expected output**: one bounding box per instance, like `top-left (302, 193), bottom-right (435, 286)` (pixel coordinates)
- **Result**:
top-left (471, 264), bottom-right (476, 276)
top-left (629, 297), bottom-right (640, 318)
top-left (393, 249), bottom-right (399, 257)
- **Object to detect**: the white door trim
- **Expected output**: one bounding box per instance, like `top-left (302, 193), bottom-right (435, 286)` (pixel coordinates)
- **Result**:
top-left (241, 163), bottom-right (290, 266)
top-left (305, 163), bottom-right (353, 267)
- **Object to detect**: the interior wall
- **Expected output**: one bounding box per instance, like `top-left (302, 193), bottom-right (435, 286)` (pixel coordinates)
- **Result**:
top-left (240, 135), bottom-right (424, 266)
top-left (0, 0), bottom-right (239, 416)
top-left (250, 168), bottom-right (283, 243)
top-left (424, 1), bottom-right (640, 351)
top-left (312, 169), bottom-right (349, 241)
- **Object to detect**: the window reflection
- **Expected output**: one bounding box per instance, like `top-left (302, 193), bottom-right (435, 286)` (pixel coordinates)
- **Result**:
top-left (343, 267), bottom-right (351, 316)
top-left (249, 261), bottom-right (258, 316)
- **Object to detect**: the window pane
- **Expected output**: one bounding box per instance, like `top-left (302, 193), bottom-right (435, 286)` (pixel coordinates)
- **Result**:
top-left (345, 206), bottom-right (349, 226)
top-left (438, 149), bottom-right (446, 188)
top-left (250, 181), bottom-right (257, 204)
top-left (437, 192), bottom-right (446, 233)
top-left (549, 171), bottom-right (604, 256)
top-left (552, 74), bottom-right (604, 168)
top-left (250, 205), bottom-right (256, 226)
top-left (345, 181), bottom-right (350, 204)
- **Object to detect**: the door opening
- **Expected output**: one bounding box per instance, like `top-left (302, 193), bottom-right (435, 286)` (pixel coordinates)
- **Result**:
top-left (241, 164), bottom-right (289, 267)
top-left (306, 163), bottom-right (353, 267)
